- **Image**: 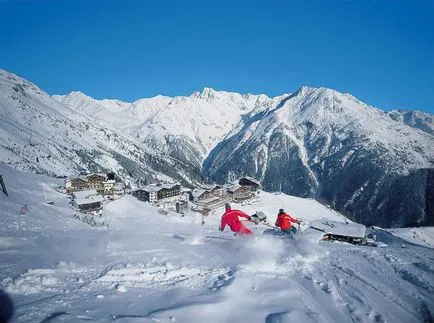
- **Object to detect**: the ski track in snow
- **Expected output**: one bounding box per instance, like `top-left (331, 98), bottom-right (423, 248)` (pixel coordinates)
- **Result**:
top-left (6, 234), bottom-right (433, 323)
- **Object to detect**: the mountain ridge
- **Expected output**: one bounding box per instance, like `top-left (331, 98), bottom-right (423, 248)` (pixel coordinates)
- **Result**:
top-left (1, 68), bottom-right (433, 227)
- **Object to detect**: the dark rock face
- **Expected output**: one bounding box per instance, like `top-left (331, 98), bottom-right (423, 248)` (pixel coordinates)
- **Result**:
top-left (259, 131), bottom-right (317, 198)
top-left (319, 155), bottom-right (432, 228)
top-left (203, 91), bottom-right (433, 228)
top-left (387, 110), bottom-right (434, 135)
top-left (205, 131), bottom-right (433, 227)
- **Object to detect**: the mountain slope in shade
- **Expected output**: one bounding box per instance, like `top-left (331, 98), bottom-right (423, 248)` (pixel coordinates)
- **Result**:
top-left (0, 69), bottom-right (203, 186)
top-left (203, 87), bottom-right (434, 227)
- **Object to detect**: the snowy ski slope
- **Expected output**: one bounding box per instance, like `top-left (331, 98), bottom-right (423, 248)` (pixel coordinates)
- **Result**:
top-left (0, 164), bottom-right (433, 322)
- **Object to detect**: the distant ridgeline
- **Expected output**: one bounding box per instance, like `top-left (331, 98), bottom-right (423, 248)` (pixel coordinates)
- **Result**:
top-left (0, 69), bottom-right (433, 228)
top-left (201, 88), bottom-right (434, 228)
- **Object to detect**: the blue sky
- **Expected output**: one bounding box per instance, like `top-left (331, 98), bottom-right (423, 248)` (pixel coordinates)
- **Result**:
top-left (1, 0), bottom-right (433, 113)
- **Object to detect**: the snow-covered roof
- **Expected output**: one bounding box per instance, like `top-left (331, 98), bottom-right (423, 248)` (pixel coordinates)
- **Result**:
top-left (238, 176), bottom-right (261, 186)
top-left (310, 219), bottom-right (366, 238)
top-left (72, 189), bottom-right (99, 199)
top-left (193, 188), bottom-right (206, 198)
top-left (66, 176), bottom-right (87, 183)
top-left (227, 184), bottom-right (245, 192)
top-left (142, 183), bottom-right (180, 192)
top-left (74, 195), bottom-right (104, 205)
top-left (203, 184), bottom-right (222, 191)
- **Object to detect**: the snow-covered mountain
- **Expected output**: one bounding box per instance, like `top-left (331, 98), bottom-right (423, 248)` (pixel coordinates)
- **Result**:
top-left (54, 87), bottom-right (286, 170)
top-left (1, 163), bottom-right (433, 322)
top-left (386, 109), bottom-right (434, 135)
top-left (203, 87), bottom-right (434, 228)
top-left (2, 69), bottom-right (433, 227)
top-left (0, 69), bottom-right (203, 186)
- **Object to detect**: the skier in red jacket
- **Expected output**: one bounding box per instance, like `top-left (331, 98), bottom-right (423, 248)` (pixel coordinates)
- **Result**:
top-left (219, 203), bottom-right (253, 236)
top-left (275, 209), bottom-right (300, 234)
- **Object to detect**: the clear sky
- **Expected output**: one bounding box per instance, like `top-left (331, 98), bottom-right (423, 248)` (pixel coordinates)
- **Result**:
top-left (1, 0), bottom-right (433, 113)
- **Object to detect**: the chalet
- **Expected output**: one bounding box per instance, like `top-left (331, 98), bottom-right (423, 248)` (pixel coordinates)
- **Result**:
top-left (85, 173), bottom-right (107, 190)
top-left (71, 189), bottom-right (99, 201)
top-left (113, 183), bottom-right (125, 196)
top-left (65, 177), bottom-right (88, 193)
top-left (193, 185), bottom-right (230, 209)
top-left (238, 177), bottom-right (261, 191)
top-left (131, 183), bottom-right (181, 204)
top-left (193, 188), bottom-right (207, 202)
top-left (193, 185), bottom-right (225, 201)
top-left (227, 184), bottom-right (252, 202)
top-left (71, 189), bottom-right (104, 216)
top-left (65, 173), bottom-right (114, 194)
top-left (101, 179), bottom-right (116, 195)
top-left (310, 219), bottom-right (367, 244)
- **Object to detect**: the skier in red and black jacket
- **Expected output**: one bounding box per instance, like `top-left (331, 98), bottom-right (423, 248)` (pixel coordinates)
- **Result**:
top-left (275, 208), bottom-right (300, 234)
top-left (219, 203), bottom-right (253, 236)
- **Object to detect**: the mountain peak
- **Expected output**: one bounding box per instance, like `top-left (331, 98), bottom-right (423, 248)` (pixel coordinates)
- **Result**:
top-left (295, 85), bottom-right (342, 98)
top-left (0, 69), bottom-right (44, 95)
top-left (191, 87), bottom-right (218, 99)
top-left (68, 90), bottom-right (93, 100)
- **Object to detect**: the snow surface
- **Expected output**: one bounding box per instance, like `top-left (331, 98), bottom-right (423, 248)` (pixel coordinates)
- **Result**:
top-left (387, 227), bottom-right (434, 249)
top-left (1, 164), bottom-right (433, 323)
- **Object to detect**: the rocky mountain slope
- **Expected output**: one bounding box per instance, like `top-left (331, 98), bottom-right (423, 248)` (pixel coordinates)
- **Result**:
top-left (0, 69), bottom-right (203, 187)
top-left (54, 88), bottom-right (287, 171)
top-left (1, 69), bottom-right (433, 227)
top-left (203, 87), bottom-right (434, 227)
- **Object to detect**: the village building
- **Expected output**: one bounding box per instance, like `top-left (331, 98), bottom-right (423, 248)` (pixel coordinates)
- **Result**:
top-left (101, 179), bottom-right (116, 195)
top-left (71, 189), bottom-right (99, 200)
top-left (310, 219), bottom-right (367, 244)
top-left (113, 183), bottom-right (125, 197)
top-left (131, 183), bottom-right (181, 204)
top-left (65, 177), bottom-right (88, 193)
top-left (65, 173), bottom-right (115, 194)
top-left (85, 173), bottom-right (107, 190)
top-left (227, 184), bottom-right (253, 202)
top-left (70, 189), bottom-right (104, 216)
top-left (193, 185), bottom-right (230, 209)
top-left (238, 176), bottom-right (261, 191)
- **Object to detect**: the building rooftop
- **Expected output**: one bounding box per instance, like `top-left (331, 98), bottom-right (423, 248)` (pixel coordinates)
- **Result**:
top-left (141, 183), bottom-right (180, 192)
top-left (72, 189), bottom-right (99, 199)
top-left (74, 195), bottom-right (105, 205)
top-left (310, 219), bottom-right (366, 238)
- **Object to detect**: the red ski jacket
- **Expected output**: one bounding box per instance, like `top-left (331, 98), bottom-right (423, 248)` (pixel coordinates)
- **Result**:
top-left (221, 209), bottom-right (251, 234)
top-left (275, 212), bottom-right (298, 231)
